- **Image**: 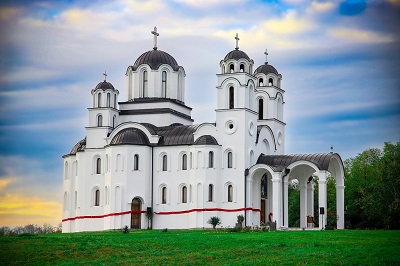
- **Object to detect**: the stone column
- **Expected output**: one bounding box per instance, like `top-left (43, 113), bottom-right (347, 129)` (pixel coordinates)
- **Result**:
top-left (245, 177), bottom-right (253, 226)
top-left (318, 171), bottom-right (327, 230)
top-left (307, 180), bottom-right (314, 227)
top-left (299, 178), bottom-right (307, 229)
top-left (283, 176), bottom-right (289, 228)
top-left (271, 173), bottom-right (282, 228)
top-left (336, 185), bottom-right (345, 229)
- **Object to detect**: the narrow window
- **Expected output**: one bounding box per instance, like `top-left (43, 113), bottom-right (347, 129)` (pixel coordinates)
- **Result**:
top-left (190, 152), bottom-right (193, 169)
top-left (143, 71), bottom-right (148, 97)
top-left (228, 185), bottom-right (233, 202)
top-left (259, 78), bottom-right (264, 86)
top-left (113, 115), bottom-right (116, 128)
top-left (182, 154), bottom-right (187, 170)
top-left (229, 86), bottom-right (234, 109)
top-left (114, 95), bottom-right (117, 108)
top-left (134, 154), bottom-right (139, 171)
top-left (94, 189), bottom-right (100, 206)
top-left (162, 71), bottom-right (167, 98)
top-left (182, 186), bottom-right (187, 203)
top-left (208, 184), bottom-right (213, 202)
top-left (240, 64), bottom-right (244, 72)
top-left (208, 151), bottom-right (214, 168)
top-left (162, 155), bottom-right (167, 171)
top-left (229, 64), bottom-right (234, 73)
top-left (107, 93), bottom-right (111, 107)
top-left (98, 93), bottom-right (102, 107)
top-left (258, 98), bottom-right (264, 120)
top-left (268, 78), bottom-right (273, 86)
top-left (162, 187), bottom-right (167, 204)
top-left (96, 158), bottom-right (101, 174)
top-left (227, 152), bottom-right (233, 168)
top-left (97, 114), bottom-right (103, 127)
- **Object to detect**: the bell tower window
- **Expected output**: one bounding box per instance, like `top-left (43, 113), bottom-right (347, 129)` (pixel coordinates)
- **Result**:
top-left (240, 64), bottom-right (244, 72)
top-left (229, 64), bottom-right (234, 73)
top-left (142, 71), bottom-right (148, 97)
top-left (107, 93), bottom-right (110, 107)
top-left (269, 78), bottom-right (273, 86)
top-left (258, 99), bottom-right (264, 120)
top-left (229, 86), bottom-right (234, 109)
top-left (97, 114), bottom-right (103, 127)
top-left (162, 71), bottom-right (167, 98)
top-left (259, 78), bottom-right (264, 86)
top-left (97, 93), bottom-right (102, 107)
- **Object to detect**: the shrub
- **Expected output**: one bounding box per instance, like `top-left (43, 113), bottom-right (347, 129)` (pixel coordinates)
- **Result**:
top-left (123, 225), bottom-right (129, 234)
top-left (208, 216), bottom-right (222, 230)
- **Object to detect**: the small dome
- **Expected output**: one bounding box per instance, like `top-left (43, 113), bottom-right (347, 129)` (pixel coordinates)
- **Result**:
top-left (254, 63), bottom-right (279, 76)
top-left (224, 49), bottom-right (251, 61)
top-left (131, 49), bottom-right (179, 71)
top-left (194, 135), bottom-right (219, 146)
top-left (70, 138), bottom-right (86, 155)
top-left (110, 128), bottom-right (150, 146)
top-left (94, 81), bottom-right (116, 91)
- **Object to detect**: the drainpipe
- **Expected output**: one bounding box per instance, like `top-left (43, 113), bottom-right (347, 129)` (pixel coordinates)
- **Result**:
top-left (150, 145), bottom-right (154, 230)
top-left (244, 168), bottom-right (249, 227)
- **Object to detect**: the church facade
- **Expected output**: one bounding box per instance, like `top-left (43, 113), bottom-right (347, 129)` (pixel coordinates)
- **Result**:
top-left (62, 29), bottom-right (345, 232)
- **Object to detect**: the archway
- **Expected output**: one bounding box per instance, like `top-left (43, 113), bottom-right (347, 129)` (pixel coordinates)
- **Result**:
top-left (131, 198), bottom-right (142, 229)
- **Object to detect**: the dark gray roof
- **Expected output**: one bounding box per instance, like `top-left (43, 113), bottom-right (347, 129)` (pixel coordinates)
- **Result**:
top-left (70, 138), bottom-right (86, 155)
top-left (156, 124), bottom-right (200, 146)
top-left (254, 63), bottom-right (279, 75)
top-left (194, 135), bottom-right (219, 145)
top-left (94, 81), bottom-right (116, 91)
top-left (131, 49), bottom-right (180, 71)
top-left (224, 49), bottom-right (250, 61)
top-left (256, 153), bottom-right (342, 172)
top-left (110, 128), bottom-right (150, 146)
top-left (121, 97), bottom-right (190, 109)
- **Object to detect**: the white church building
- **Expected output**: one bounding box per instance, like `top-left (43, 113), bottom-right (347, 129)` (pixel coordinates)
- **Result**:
top-left (62, 28), bottom-right (345, 232)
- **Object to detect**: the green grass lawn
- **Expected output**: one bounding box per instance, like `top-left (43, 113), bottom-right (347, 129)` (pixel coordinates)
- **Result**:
top-left (1, 229), bottom-right (399, 265)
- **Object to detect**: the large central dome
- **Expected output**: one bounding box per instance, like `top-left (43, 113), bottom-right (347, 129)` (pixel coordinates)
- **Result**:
top-left (131, 49), bottom-right (180, 71)
top-left (224, 49), bottom-right (251, 61)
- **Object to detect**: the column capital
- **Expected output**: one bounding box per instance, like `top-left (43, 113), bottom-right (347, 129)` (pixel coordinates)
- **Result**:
top-left (318, 180), bottom-right (327, 185)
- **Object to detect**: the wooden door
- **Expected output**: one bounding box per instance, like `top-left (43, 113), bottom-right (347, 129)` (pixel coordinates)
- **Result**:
top-left (131, 198), bottom-right (141, 229)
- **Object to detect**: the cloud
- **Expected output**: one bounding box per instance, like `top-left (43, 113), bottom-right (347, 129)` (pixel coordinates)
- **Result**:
top-left (329, 27), bottom-right (396, 43)
top-left (0, 6), bottom-right (21, 21)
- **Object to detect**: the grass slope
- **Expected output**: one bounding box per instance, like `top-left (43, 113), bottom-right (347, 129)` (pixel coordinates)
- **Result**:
top-left (1, 230), bottom-right (399, 265)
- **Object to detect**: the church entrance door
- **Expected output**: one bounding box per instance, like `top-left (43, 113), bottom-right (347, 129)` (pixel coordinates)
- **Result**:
top-left (131, 198), bottom-right (141, 229)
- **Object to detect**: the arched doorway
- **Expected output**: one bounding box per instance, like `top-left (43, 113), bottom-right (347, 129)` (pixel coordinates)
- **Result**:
top-left (131, 198), bottom-right (141, 229)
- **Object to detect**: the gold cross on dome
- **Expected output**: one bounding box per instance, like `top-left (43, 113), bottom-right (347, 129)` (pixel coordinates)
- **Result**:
top-left (235, 33), bottom-right (240, 50)
top-left (264, 48), bottom-right (268, 63)
top-left (151, 26), bottom-right (159, 50)
top-left (103, 71), bottom-right (107, 81)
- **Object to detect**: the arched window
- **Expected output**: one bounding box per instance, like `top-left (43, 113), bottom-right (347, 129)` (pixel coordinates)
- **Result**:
top-left (229, 64), bottom-right (234, 73)
top-left (277, 97), bottom-right (283, 120)
top-left (258, 98), bottom-right (264, 120)
top-left (94, 189), bottom-right (100, 206)
top-left (96, 158), bottom-right (101, 174)
top-left (227, 152), bottom-right (233, 168)
top-left (162, 187), bottom-right (167, 204)
top-left (240, 64), bottom-right (244, 72)
top-left (114, 95), bottom-right (117, 108)
top-left (97, 114), bottom-right (102, 127)
top-left (182, 186), bottom-right (187, 203)
top-left (134, 154), bottom-right (139, 171)
top-left (268, 78), bottom-right (273, 86)
top-left (228, 185), bottom-right (233, 202)
top-left (229, 86), bottom-right (234, 109)
top-left (107, 93), bottom-right (111, 107)
top-left (208, 184), bottom-right (213, 202)
top-left (142, 71), bottom-right (148, 97)
top-left (208, 151), bottom-right (214, 168)
top-left (113, 115), bottom-right (116, 128)
top-left (259, 78), bottom-right (264, 86)
top-left (182, 154), bottom-right (187, 170)
top-left (162, 155), bottom-right (167, 171)
top-left (97, 93), bottom-right (102, 107)
top-left (162, 71), bottom-right (167, 98)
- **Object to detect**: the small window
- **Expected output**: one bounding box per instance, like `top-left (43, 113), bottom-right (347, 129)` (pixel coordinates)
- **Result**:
top-left (228, 185), bottom-right (233, 202)
top-left (229, 86), bottom-right (234, 109)
top-left (134, 154), bottom-right (139, 171)
top-left (162, 71), bottom-right (167, 98)
top-left (182, 154), bottom-right (187, 170)
top-left (258, 98), bottom-right (264, 120)
top-left (259, 78), bottom-right (264, 86)
top-left (97, 114), bottom-right (103, 127)
top-left (162, 187), bottom-right (167, 204)
top-left (240, 64), bottom-right (244, 72)
top-left (162, 155), bottom-right (167, 171)
top-left (268, 78), bottom-right (273, 86)
top-left (94, 189), bottom-right (100, 206)
top-left (208, 151), bottom-right (214, 168)
top-left (208, 184), bottom-right (213, 202)
top-left (107, 93), bottom-right (111, 107)
top-left (229, 64), bottom-right (234, 73)
top-left (143, 71), bottom-right (148, 97)
top-left (96, 158), bottom-right (101, 174)
top-left (114, 95), bottom-right (117, 108)
top-left (182, 186), bottom-right (187, 203)
top-left (227, 152), bottom-right (233, 168)
top-left (97, 93), bottom-right (102, 107)
top-left (113, 115), bottom-right (116, 128)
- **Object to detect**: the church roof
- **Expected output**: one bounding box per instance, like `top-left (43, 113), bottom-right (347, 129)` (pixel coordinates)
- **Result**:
top-left (110, 128), bottom-right (150, 146)
top-left (94, 81), bottom-right (116, 91)
top-left (131, 49), bottom-right (180, 71)
top-left (224, 49), bottom-right (251, 61)
top-left (194, 135), bottom-right (219, 145)
top-left (70, 138), bottom-right (86, 155)
top-left (256, 153), bottom-right (341, 172)
top-left (254, 63), bottom-right (279, 76)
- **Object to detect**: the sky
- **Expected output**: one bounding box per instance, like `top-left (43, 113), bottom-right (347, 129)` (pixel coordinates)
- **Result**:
top-left (0, 0), bottom-right (399, 227)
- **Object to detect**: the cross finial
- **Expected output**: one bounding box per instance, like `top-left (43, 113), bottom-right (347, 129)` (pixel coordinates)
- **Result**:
top-left (235, 33), bottom-right (240, 50)
top-left (103, 71), bottom-right (107, 81)
top-left (264, 48), bottom-right (268, 63)
top-left (151, 26), bottom-right (159, 50)
top-left (330, 144), bottom-right (334, 153)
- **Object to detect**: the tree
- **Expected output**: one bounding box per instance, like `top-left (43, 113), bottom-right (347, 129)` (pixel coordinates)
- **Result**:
top-left (208, 216), bottom-right (221, 230)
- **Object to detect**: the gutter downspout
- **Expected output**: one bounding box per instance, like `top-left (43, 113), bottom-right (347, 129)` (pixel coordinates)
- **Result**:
top-left (244, 168), bottom-right (249, 227)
